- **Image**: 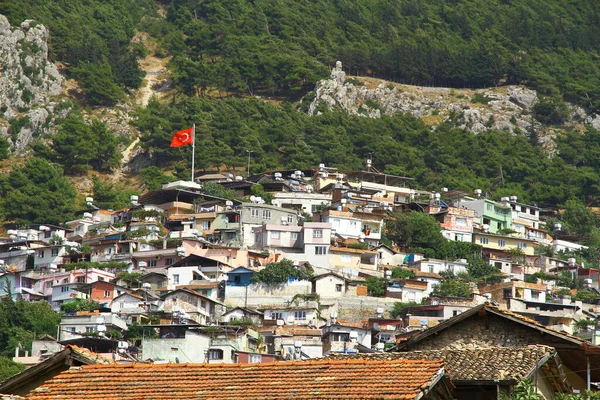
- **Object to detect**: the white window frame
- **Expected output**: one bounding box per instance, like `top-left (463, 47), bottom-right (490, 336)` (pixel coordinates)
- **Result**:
top-left (262, 210), bottom-right (272, 220)
top-left (315, 246), bottom-right (328, 255)
top-left (251, 208), bottom-right (260, 219)
top-left (313, 229), bottom-right (323, 238)
top-left (271, 231), bottom-right (280, 239)
top-left (294, 311), bottom-right (307, 320)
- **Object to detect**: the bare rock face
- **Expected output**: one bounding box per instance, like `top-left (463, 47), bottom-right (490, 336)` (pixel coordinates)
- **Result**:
top-left (0, 15), bottom-right (63, 151)
top-left (306, 61), bottom-right (599, 137)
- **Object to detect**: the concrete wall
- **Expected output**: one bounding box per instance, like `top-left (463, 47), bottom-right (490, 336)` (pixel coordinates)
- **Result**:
top-left (142, 331), bottom-right (210, 363)
top-left (314, 275), bottom-right (346, 298)
top-left (225, 281), bottom-right (312, 307)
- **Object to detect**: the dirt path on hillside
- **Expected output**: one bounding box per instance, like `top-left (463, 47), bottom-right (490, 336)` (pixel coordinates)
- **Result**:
top-left (136, 53), bottom-right (171, 107)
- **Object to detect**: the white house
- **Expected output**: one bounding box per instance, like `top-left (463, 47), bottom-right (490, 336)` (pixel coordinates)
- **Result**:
top-left (408, 258), bottom-right (468, 276)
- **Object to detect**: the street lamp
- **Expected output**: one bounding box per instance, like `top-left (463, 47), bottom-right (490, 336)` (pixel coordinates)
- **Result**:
top-left (246, 150), bottom-right (254, 177)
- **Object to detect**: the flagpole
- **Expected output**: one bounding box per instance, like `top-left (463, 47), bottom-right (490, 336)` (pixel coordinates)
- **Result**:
top-left (191, 124), bottom-right (195, 182)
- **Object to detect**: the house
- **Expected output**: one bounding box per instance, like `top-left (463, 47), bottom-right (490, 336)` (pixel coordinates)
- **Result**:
top-left (460, 198), bottom-right (512, 233)
top-left (240, 203), bottom-right (299, 248)
top-left (21, 358), bottom-right (454, 400)
top-left (132, 248), bottom-right (182, 270)
top-left (394, 303), bottom-right (600, 391)
top-left (386, 279), bottom-right (429, 302)
top-left (260, 326), bottom-right (324, 359)
top-left (474, 231), bottom-right (536, 256)
top-left (111, 291), bottom-right (159, 324)
top-left (375, 244), bottom-right (406, 266)
top-left (271, 191), bottom-right (331, 216)
top-left (408, 258), bottom-right (468, 276)
top-left (166, 254), bottom-right (230, 289)
top-left (322, 322), bottom-right (372, 355)
top-left (137, 271), bottom-right (168, 295)
top-left (311, 272), bottom-right (348, 298)
top-left (553, 239), bottom-right (588, 254)
top-left (316, 208), bottom-right (384, 247)
top-left (58, 312), bottom-right (128, 341)
top-left (74, 281), bottom-right (130, 307)
top-left (160, 288), bottom-right (226, 324)
top-left (262, 301), bottom-right (321, 327)
top-left (0, 345), bottom-right (114, 396)
top-left (221, 306), bottom-right (263, 325)
top-left (329, 246), bottom-right (378, 273)
top-left (323, 345), bottom-right (571, 400)
top-left (226, 266), bottom-right (255, 286)
top-left (439, 206), bottom-right (475, 243)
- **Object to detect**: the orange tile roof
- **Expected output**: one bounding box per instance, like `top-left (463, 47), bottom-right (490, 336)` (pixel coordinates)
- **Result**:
top-left (26, 359), bottom-right (446, 400)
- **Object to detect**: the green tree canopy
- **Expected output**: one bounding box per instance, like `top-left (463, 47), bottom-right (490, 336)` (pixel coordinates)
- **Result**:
top-left (386, 211), bottom-right (446, 257)
top-left (0, 158), bottom-right (76, 224)
top-left (251, 259), bottom-right (312, 285)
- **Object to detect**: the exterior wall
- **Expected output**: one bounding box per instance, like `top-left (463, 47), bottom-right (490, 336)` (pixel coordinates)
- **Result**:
top-left (329, 249), bottom-right (377, 273)
top-left (271, 192), bottom-right (332, 215)
top-left (321, 211), bottom-right (362, 239)
top-left (386, 285), bottom-right (427, 303)
top-left (33, 245), bottom-right (68, 269)
top-left (59, 313), bottom-right (128, 341)
top-left (89, 281), bottom-right (127, 306)
top-left (142, 331), bottom-right (211, 363)
top-left (274, 335), bottom-right (323, 359)
top-left (263, 305), bottom-right (319, 326)
top-left (322, 326), bottom-right (372, 354)
top-left (241, 204), bottom-right (298, 248)
top-left (553, 240), bottom-right (588, 253)
top-left (405, 312), bottom-right (546, 351)
top-left (111, 294), bottom-right (145, 314)
top-left (166, 266), bottom-right (204, 291)
top-left (139, 274), bottom-right (168, 295)
top-left (409, 259), bottom-right (468, 276)
top-left (474, 233), bottom-right (536, 256)
top-left (133, 248), bottom-right (182, 269)
top-left (237, 352), bottom-right (277, 364)
top-left (254, 225), bottom-right (303, 251)
top-left (225, 281), bottom-right (313, 307)
top-left (160, 291), bottom-right (218, 324)
top-left (480, 282), bottom-right (547, 305)
top-left (221, 309), bottom-right (261, 325)
top-left (376, 247), bottom-right (406, 266)
top-left (313, 275), bottom-right (346, 298)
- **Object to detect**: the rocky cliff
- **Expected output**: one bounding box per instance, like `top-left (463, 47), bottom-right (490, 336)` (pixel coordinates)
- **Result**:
top-left (0, 15), bottom-right (64, 151)
top-left (307, 61), bottom-right (600, 137)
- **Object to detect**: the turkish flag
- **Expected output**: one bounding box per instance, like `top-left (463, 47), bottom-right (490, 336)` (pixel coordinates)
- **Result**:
top-left (170, 127), bottom-right (193, 147)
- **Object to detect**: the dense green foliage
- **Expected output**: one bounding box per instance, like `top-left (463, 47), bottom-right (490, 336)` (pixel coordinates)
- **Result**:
top-left (390, 268), bottom-right (416, 280)
top-left (431, 279), bottom-right (471, 298)
top-left (251, 259), bottom-right (312, 285)
top-left (0, 356), bottom-right (26, 382)
top-left (0, 296), bottom-right (61, 358)
top-left (390, 301), bottom-right (419, 318)
top-left (160, 0), bottom-right (600, 113)
top-left (0, 0), bottom-right (148, 105)
top-left (0, 158), bottom-right (76, 225)
top-left (61, 298), bottom-right (101, 313)
top-left (364, 276), bottom-right (387, 297)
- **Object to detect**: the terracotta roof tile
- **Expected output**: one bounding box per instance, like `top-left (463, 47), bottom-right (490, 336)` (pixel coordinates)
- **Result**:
top-left (25, 359), bottom-right (446, 400)
top-left (321, 345), bottom-right (555, 381)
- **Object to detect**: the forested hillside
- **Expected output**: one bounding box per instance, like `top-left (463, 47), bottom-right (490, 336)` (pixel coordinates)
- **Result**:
top-left (2, 0), bottom-right (600, 223)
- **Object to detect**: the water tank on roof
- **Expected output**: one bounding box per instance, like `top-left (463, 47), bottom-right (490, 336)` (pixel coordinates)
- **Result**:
top-left (235, 176), bottom-right (243, 181)
top-left (501, 197), bottom-right (509, 203)
top-left (319, 163), bottom-right (326, 169)
top-left (274, 172), bottom-right (282, 179)
top-left (375, 342), bottom-right (385, 351)
top-left (510, 196), bottom-right (518, 202)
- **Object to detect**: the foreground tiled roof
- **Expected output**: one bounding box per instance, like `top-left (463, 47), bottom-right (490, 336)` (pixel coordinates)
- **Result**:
top-left (322, 345), bottom-right (555, 381)
top-left (26, 359), bottom-right (446, 400)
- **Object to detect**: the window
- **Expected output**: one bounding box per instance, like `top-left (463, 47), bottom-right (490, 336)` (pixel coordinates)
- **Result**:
top-left (311, 205), bottom-right (318, 213)
top-left (291, 232), bottom-right (299, 240)
top-left (148, 260), bottom-right (157, 267)
top-left (331, 332), bottom-right (349, 342)
top-left (37, 250), bottom-right (44, 258)
top-left (45, 231), bottom-right (52, 238)
top-left (271, 231), bottom-right (280, 239)
top-left (207, 349), bottom-right (223, 360)
top-left (455, 217), bottom-right (467, 227)
top-left (249, 354), bottom-right (262, 363)
top-left (51, 248), bottom-right (59, 257)
top-left (157, 281), bottom-right (164, 288)
top-left (69, 327), bottom-right (76, 333)
top-left (428, 264), bottom-right (434, 273)
top-left (447, 265), bottom-right (455, 272)
top-left (498, 239), bottom-right (506, 247)
top-left (273, 312), bottom-right (283, 320)
top-left (286, 215), bottom-right (294, 224)
top-left (518, 242), bottom-right (527, 249)
top-left (315, 246), bottom-right (328, 255)
top-left (86, 327), bottom-right (94, 333)
top-left (479, 237), bottom-right (489, 245)
top-left (104, 290), bottom-right (111, 298)
top-left (262, 210), bottom-right (272, 220)
top-left (486, 204), bottom-right (493, 211)
top-left (454, 234), bottom-right (464, 242)
top-left (313, 229), bottom-right (323, 238)
top-left (173, 274), bottom-right (180, 285)
top-left (341, 254), bottom-right (352, 263)
top-left (406, 291), bottom-right (416, 301)
top-left (200, 221), bottom-right (211, 230)
top-left (294, 311), bottom-right (307, 320)
top-left (531, 291), bottom-right (540, 301)
top-left (98, 277), bottom-right (105, 281)
top-left (61, 286), bottom-right (69, 293)
top-left (104, 247), bottom-right (113, 255)
top-left (453, 310), bottom-right (462, 316)
top-left (76, 276), bottom-right (85, 283)
top-left (165, 258), bottom-right (176, 265)
top-left (45, 281), bottom-right (52, 289)
top-left (335, 284), bottom-right (343, 292)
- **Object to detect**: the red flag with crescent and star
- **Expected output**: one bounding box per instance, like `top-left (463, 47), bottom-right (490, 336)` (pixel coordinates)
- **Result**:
top-left (170, 127), bottom-right (193, 147)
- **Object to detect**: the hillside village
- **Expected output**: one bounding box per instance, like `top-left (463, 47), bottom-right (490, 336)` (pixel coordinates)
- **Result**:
top-left (2, 160), bottom-right (600, 398)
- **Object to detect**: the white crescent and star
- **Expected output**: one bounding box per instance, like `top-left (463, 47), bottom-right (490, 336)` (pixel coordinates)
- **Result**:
top-left (181, 132), bottom-right (189, 142)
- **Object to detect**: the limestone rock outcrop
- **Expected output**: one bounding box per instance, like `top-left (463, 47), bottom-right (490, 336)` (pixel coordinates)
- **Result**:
top-left (0, 15), bottom-right (64, 151)
top-left (306, 61), bottom-right (599, 137)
